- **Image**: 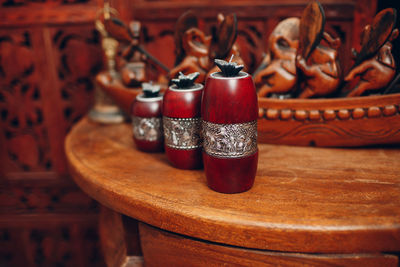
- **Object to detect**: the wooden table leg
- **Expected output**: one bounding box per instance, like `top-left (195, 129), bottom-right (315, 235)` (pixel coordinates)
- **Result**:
top-left (99, 206), bottom-right (144, 267)
top-left (99, 205), bottom-right (128, 267)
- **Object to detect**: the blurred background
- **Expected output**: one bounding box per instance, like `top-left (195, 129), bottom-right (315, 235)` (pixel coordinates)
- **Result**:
top-left (0, 0), bottom-right (398, 266)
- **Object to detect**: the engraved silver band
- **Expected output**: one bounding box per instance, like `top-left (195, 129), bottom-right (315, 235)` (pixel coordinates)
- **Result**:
top-left (163, 116), bottom-right (202, 150)
top-left (132, 116), bottom-right (163, 141)
top-left (202, 120), bottom-right (257, 158)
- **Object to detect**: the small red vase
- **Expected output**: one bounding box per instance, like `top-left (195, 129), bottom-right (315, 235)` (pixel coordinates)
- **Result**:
top-left (131, 87), bottom-right (164, 152)
top-left (163, 74), bottom-right (203, 169)
top-left (202, 65), bottom-right (258, 193)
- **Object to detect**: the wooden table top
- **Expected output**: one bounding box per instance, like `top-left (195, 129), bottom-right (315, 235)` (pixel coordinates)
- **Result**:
top-left (66, 117), bottom-right (400, 254)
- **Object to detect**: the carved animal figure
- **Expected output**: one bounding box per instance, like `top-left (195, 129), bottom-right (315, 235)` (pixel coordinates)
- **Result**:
top-left (169, 28), bottom-right (211, 83)
top-left (207, 13), bottom-right (246, 77)
top-left (345, 29), bottom-right (398, 97)
top-left (254, 18), bottom-right (299, 98)
top-left (296, 32), bottom-right (341, 98)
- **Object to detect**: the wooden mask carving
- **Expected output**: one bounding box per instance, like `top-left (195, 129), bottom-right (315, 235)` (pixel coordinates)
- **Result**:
top-left (254, 18), bottom-right (299, 98)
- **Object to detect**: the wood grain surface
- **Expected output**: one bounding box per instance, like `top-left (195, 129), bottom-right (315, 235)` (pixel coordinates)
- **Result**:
top-left (66, 117), bottom-right (400, 254)
top-left (139, 223), bottom-right (398, 267)
top-left (99, 206), bottom-right (127, 267)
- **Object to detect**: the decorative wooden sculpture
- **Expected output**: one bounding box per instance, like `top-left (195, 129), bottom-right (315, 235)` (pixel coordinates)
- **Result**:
top-left (254, 18), bottom-right (299, 98)
top-left (95, 3), bottom-right (400, 150)
top-left (163, 72), bottom-right (203, 169)
top-left (104, 16), bottom-right (170, 87)
top-left (169, 11), bottom-right (211, 83)
top-left (207, 13), bottom-right (246, 77)
top-left (89, 4), bottom-right (125, 124)
top-left (120, 21), bottom-right (147, 87)
top-left (345, 8), bottom-right (398, 97)
top-left (202, 57), bottom-right (258, 193)
top-left (296, 1), bottom-right (341, 98)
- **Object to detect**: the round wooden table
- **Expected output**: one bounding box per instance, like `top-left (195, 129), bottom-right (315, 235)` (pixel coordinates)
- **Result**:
top-left (66, 117), bottom-right (400, 266)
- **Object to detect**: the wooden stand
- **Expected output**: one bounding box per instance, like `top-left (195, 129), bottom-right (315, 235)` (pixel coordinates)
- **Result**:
top-left (65, 117), bottom-right (400, 266)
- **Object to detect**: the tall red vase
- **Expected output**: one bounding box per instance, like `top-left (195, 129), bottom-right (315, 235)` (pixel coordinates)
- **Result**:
top-left (163, 83), bottom-right (203, 169)
top-left (131, 93), bottom-right (164, 152)
top-left (202, 71), bottom-right (258, 193)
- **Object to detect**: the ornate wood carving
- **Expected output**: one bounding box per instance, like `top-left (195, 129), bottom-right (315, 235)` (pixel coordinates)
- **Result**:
top-left (0, 30), bottom-right (52, 173)
top-left (51, 26), bottom-right (103, 132)
top-left (254, 18), bottom-right (299, 97)
top-left (1, 0), bottom-right (90, 7)
top-left (113, 0), bottom-right (375, 76)
top-left (257, 94), bottom-right (400, 146)
top-left (0, 183), bottom-right (97, 214)
top-left (0, 218), bottom-right (103, 266)
top-left (0, 1), bottom-right (104, 266)
top-left (345, 9), bottom-right (398, 97)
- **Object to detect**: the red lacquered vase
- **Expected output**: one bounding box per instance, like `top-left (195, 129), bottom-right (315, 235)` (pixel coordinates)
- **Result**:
top-left (131, 84), bottom-right (163, 152)
top-left (202, 60), bottom-right (258, 193)
top-left (163, 73), bottom-right (203, 169)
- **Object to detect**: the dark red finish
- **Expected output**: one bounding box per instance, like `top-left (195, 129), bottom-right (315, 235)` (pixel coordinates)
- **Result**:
top-left (203, 151), bottom-right (258, 194)
top-left (202, 72), bottom-right (258, 193)
top-left (134, 139), bottom-right (164, 153)
top-left (163, 84), bottom-right (203, 169)
top-left (165, 147), bottom-right (203, 169)
top-left (202, 72), bottom-right (258, 124)
top-left (163, 84), bottom-right (203, 118)
top-left (131, 94), bottom-right (164, 152)
top-left (131, 95), bottom-right (163, 117)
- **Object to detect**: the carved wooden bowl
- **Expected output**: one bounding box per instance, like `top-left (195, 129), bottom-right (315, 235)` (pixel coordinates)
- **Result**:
top-left (97, 72), bottom-right (400, 147)
top-left (258, 94), bottom-right (400, 147)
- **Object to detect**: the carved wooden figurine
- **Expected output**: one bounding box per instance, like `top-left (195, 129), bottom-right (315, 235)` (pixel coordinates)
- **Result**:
top-left (296, 1), bottom-right (341, 98)
top-left (207, 13), bottom-right (246, 77)
top-left (345, 8), bottom-right (398, 97)
top-left (104, 16), bottom-right (170, 87)
top-left (169, 11), bottom-right (211, 83)
top-left (120, 21), bottom-right (147, 87)
top-left (254, 18), bottom-right (299, 98)
top-left (89, 4), bottom-right (125, 124)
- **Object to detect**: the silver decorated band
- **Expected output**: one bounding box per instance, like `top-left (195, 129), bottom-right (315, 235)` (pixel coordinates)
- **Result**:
top-left (132, 116), bottom-right (163, 141)
top-left (163, 116), bottom-right (202, 150)
top-left (202, 120), bottom-right (257, 158)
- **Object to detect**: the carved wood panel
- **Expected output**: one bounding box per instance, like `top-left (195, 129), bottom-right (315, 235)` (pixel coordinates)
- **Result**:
top-left (1, 0), bottom-right (90, 7)
top-left (0, 182), bottom-right (97, 214)
top-left (0, 2), bottom-right (104, 266)
top-left (0, 29), bottom-right (53, 174)
top-left (0, 218), bottom-right (104, 266)
top-left (0, 25), bottom-right (103, 176)
top-left (0, 178), bottom-right (102, 266)
top-left (51, 26), bottom-right (103, 134)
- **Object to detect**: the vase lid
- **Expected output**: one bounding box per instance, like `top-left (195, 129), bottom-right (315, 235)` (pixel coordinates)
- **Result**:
top-left (142, 82), bottom-right (161, 97)
top-left (171, 72), bottom-right (200, 89)
top-left (214, 55), bottom-right (244, 77)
